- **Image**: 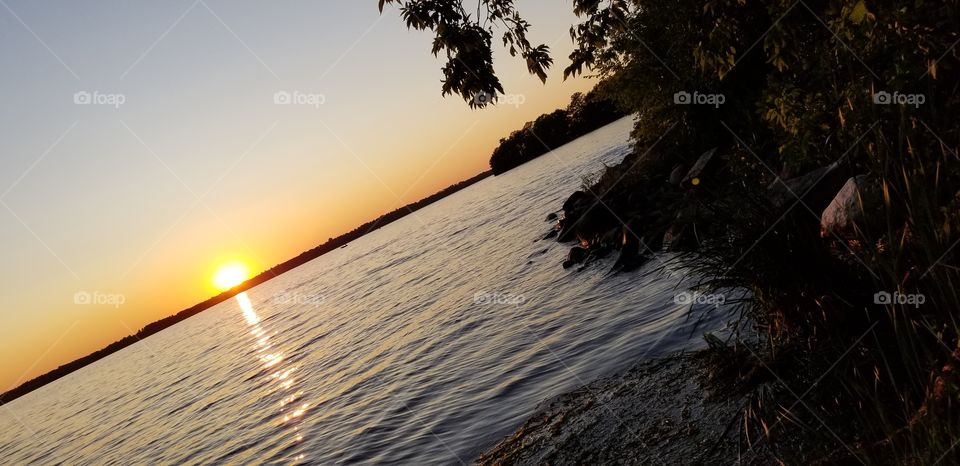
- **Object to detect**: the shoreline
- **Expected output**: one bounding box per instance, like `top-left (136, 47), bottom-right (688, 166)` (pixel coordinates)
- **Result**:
top-left (2, 86), bottom-right (628, 407)
top-left (0, 171), bottom-right (494, 406)
top-left (476, 349), bottom-right (853, 465)
top-left (477, 353), bottom-right (757, 465)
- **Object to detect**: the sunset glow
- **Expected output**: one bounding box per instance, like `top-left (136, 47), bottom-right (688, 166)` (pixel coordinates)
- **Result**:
top-left (0, 1), bottom-right (592, 393)
top-left (213, 263), bottom-right (250, 291)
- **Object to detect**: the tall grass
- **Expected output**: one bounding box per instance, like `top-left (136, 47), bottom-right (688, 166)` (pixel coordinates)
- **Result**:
top-left (662, 112), bottom-right (960, 463)
top-left (559, 1), bottom-right (960, 461)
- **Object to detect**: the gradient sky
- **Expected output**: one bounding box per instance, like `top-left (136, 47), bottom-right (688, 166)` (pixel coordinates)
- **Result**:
top-left (0, 1), bottom-right (594, 391)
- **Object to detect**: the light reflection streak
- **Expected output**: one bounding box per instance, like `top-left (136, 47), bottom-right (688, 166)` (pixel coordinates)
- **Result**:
top-left (235, 291), bottom-right (310, 461)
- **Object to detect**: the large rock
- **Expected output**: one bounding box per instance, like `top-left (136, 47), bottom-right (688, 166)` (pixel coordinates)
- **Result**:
top-left (612, 220), bottom-right (649, 272)
top-left (601, 227), bottom-right (621, 248)
top-left (562, 246), bottom-right (588, 269)
top-left (562, 191), bottom-right (589, 217)
top-left (575, 206), bottom-right (618, 246)
top-left (767, 160), bottom-right (850, 213)
top-left (558, 190), bottom-right (620, 246)
top-left (820, 175), bottom-right (882, 239)
top-left (557, 218), bottom-right (575, 242)
top-left (558, 191), bottom-right (591, 242)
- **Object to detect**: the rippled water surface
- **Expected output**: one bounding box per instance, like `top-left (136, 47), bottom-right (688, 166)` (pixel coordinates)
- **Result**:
top-left (0, 117), bottom-right (732, 465)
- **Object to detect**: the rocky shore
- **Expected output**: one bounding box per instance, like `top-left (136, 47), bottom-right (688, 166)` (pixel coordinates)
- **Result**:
top-left (477, 353), bottom-right (774, 465)
top-left (544, 145), bottom-right (881, 273)
top-left (477, 347), bottom-right (862, 465)
top-left (398, 2), bottom-right (960, 461)
top-left (481, 145), bottom-right (890, 465)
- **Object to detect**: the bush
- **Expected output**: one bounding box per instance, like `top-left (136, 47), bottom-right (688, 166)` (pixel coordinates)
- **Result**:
top-left (574, 1), bottom-right (960, 461)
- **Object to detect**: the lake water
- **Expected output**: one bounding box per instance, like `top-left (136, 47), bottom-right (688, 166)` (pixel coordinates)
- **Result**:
top-left (0, 117), bottom-right (733, 465)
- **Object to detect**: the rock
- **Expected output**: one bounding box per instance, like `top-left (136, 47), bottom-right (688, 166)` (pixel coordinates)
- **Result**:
top-left (820, 175), bottom-right (882, 239)
top-left (558, 192), bottom-right (593, 243)
top-left (545, 212), bottom-right (558, 222)
top-left (542, 229), bottom-right (558, 240)
top-left (562, 191), bottom-right (589, 216)
top-left (568, 246), bottom-right (587, 264)
top-left (767, 160), bottom-right (850, 212)
top-left (681, 147), bottom-right (718, 186)
top-left (557, 190), bottom-right (619, 247)
top-left (613, 222), bottom-right (647, 271)
top-left (601, 227), bottom-right (621, 247)
top-left (557, 218), bottom-right (578, 242)
top-left (622, 222), bottom-right (642, 250)
top-left (578, 204), bottom-right (619, 245)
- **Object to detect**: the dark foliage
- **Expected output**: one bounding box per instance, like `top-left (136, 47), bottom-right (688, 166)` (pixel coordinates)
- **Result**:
top-left (489, 90), bottom-right (627, 174)
top-left (386, 0), bottom-right (960, 461)
top-left (378, 0), bottom-right (553, 108)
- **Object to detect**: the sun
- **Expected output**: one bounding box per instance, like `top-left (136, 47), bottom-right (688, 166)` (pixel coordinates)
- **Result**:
top-left (213, 262), bottom-right (250, 291)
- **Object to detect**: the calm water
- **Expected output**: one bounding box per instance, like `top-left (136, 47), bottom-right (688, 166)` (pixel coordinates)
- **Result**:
top-left (0, 117), bottom-right (732, 465)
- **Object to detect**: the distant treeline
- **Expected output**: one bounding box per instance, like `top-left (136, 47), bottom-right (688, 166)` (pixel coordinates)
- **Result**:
top-left (0, 170), bottom-right (492, 405)
top-left (489, 90), bottom-right (627, 174)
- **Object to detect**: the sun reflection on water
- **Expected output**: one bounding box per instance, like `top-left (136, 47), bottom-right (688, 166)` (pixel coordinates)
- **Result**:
top-left (235, 291), bottom-right (310, 462)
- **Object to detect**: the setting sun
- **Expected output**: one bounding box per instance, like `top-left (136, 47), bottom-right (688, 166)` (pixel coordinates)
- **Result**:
top-left (213, 263), bottom-right (250, 291)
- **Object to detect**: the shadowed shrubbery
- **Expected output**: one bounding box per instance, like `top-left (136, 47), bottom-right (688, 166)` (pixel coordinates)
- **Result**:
top-left (579, 2), bottom-right (960, 462)
top-left (488, 90), bottom-right (626, 174)
top-left (385, 0), bottom-right (960, 462)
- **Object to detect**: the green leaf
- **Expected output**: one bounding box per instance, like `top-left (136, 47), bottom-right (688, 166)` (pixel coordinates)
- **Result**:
top-left (849, 0), bottom-right (870, 24)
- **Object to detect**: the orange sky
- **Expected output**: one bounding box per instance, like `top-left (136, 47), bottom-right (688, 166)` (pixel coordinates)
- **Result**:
top-left (0, 1), bottom-right (595, 391)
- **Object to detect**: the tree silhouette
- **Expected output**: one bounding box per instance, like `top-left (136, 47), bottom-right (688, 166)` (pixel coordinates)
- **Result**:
top-left (377, 0), bottom-right (564, 107)
top-left (377, 1), bottom-right (644, 107)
